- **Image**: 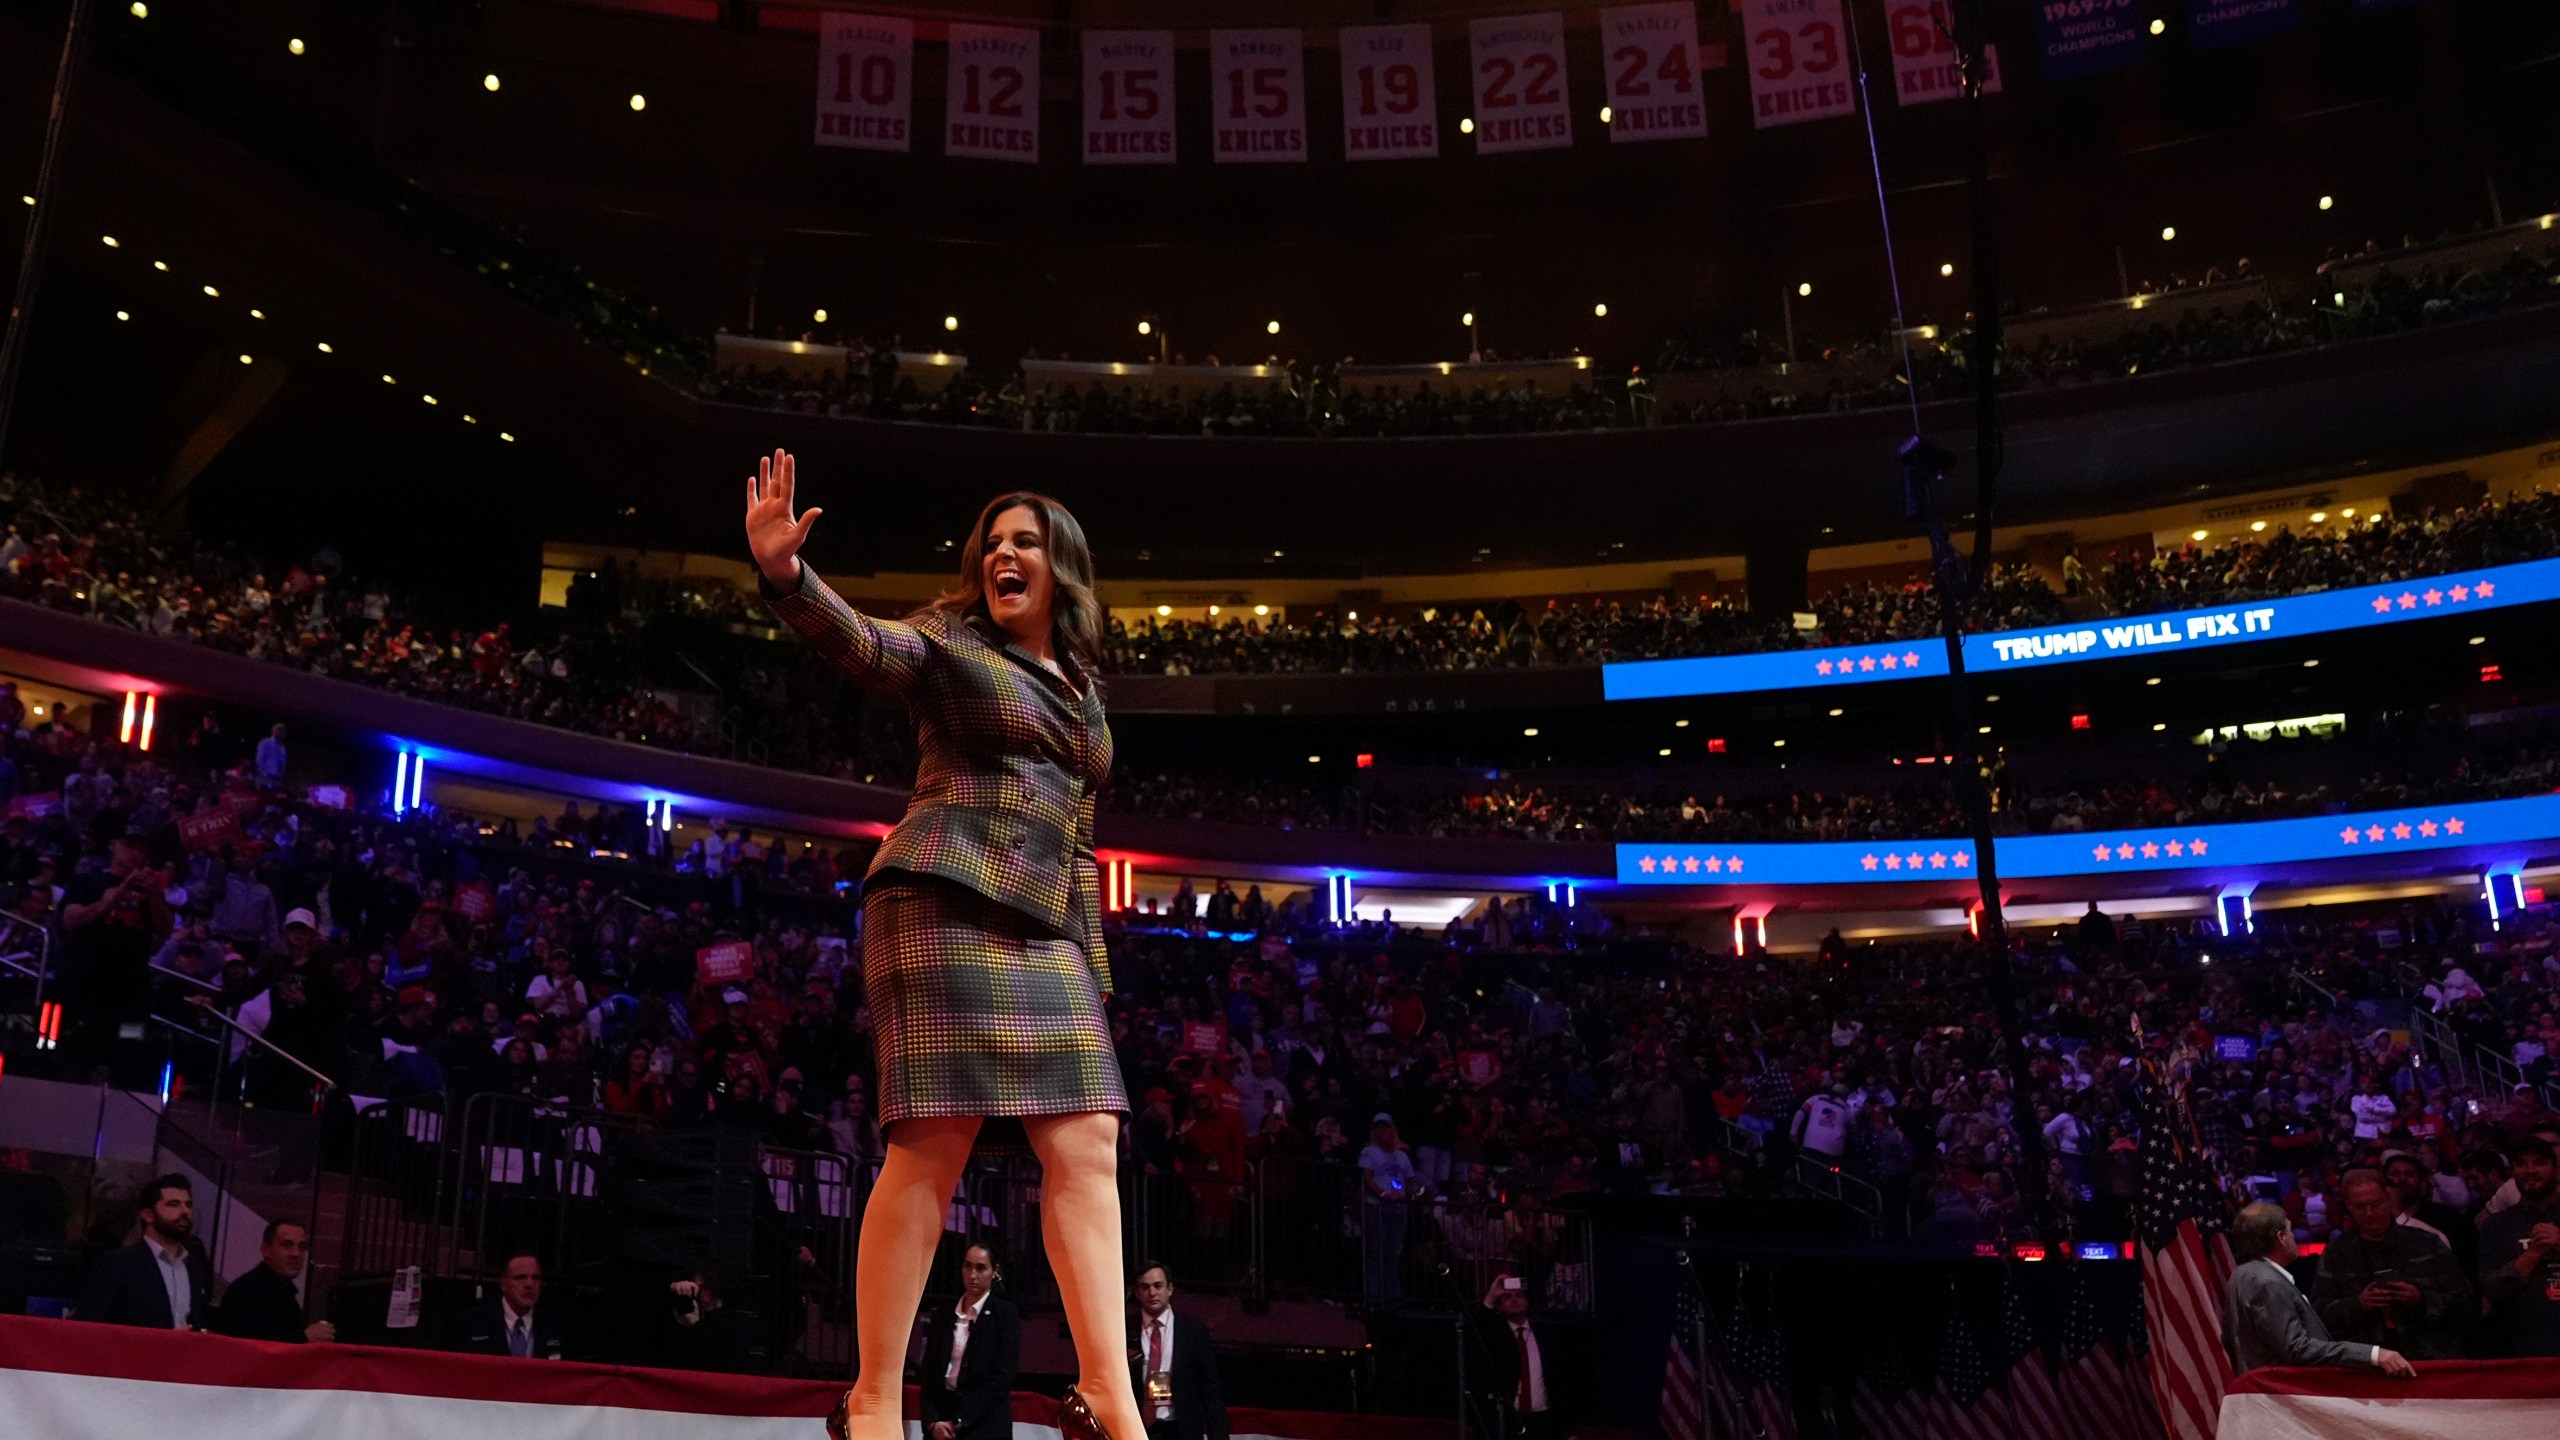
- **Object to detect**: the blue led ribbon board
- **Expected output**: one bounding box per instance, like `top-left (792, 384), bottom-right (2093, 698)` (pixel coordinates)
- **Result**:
top-left (1613, 793), bottom-right (2560, 886)
top-left (1600, 557), bottom-right (2560, 702)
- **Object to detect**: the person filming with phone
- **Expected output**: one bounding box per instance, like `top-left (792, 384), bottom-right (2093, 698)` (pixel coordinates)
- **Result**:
top-left (2308, 1168), bottom-right (2471, 1358)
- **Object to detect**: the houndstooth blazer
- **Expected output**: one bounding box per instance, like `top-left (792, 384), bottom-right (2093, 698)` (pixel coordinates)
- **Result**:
top-left (761, 564), bottom-right (1114, 992)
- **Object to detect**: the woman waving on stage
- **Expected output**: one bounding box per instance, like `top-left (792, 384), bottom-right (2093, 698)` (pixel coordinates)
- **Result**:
top-left (745, 450), bottom-right (1139, 1440)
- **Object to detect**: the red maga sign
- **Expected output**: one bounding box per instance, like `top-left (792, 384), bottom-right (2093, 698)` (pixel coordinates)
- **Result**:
top-left (695, 941), bottom-right (756, 985)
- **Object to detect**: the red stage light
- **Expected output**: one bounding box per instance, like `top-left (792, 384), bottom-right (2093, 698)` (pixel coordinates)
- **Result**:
top-left (2070, 713), bottom-right (2091, 730)
top-left (1707, 737), bottom-right (1727, 753)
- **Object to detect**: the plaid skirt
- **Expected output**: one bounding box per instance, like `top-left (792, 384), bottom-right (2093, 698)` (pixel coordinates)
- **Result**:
top-left (862, 873), bottom-right (1128, 1131)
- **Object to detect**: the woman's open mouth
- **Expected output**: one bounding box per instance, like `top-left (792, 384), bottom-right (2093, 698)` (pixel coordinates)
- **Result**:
top-left (993, 571), bottom-right (1028, 600)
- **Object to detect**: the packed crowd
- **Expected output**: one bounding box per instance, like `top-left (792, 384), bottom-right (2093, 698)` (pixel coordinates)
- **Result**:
top-left (1105, 724), bottom-right (2560, 842)
top-left (701, 234), bottom-right (2557, 439)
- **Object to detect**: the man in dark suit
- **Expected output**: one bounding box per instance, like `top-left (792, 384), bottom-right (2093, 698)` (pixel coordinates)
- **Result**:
top-left (2223, 1201), bottom-right (2415, 1376)
top-left (920, 1244), bottom-right (1020, 1440)
top-left (211, 1219), bottom-right (335, 1343)
top-left (1469, 1273), bottom-right (1569, 1440)
top-left (1129, 1262), bottom-right (1225, 1440)
top-left (443, 1252), bottom-right (573, 1359)
top-left (75, 1173), bottom-right (212, 1329)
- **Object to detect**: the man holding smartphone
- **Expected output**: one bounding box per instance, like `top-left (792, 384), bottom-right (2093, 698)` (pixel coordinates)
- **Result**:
top-left (2308, 1169), bottom-right (2470, 1358)
top-left (1472, 1273), bottom-right (1571, 1440)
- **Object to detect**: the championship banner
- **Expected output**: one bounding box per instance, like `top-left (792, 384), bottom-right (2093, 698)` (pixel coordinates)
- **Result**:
top-left (1740, 0), bottom-right (1854, 129)
top-left (1082, 31), bottom-right (1176, 165)
top-left (944, 23), bottom-right (1039, 162)
top-left (0, 1316), bottom-right (1463, 1440)
top-left (1468, 13), bottom-right (1574, 154)
top-left (1601, 3), bottom-right (1707, 143)
top-left (1339, 23), bottom-right (1440, 160)
top-left (2217, 1359), bottom-right (2560, 1440)
top-left (1885, 0), bottom-right (2002, 106)
top-left (814, 12), bottom-right (912, 152)
top-left (1211, 29), bottom-right (1309, 163)
top-left (2187, 0), bottom-right (2303, 50)
top-left (2035, 0), bottom-right (2147, 80)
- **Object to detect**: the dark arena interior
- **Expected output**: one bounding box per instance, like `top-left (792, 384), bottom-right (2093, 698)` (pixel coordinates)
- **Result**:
top-left (2, 3), bottom-right (2559, 1439)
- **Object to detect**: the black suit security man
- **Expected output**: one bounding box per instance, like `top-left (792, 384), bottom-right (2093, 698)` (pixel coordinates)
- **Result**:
top-left (75, 1173), bottom-right (212, 1329)
top-left (1470, 1273), bottom-right (1568, 1440)
top-left (1128, 1261), bottom-right (1226, 1440)
top-left (920, 1244), bottom-right (1020, 1440)
top-left (444, 1252), bottom-right (573, 1359)
top-left (211, 1219), bottom-right (336, 1343)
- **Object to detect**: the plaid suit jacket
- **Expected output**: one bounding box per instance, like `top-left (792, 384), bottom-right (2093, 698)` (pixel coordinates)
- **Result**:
top-left (762, 565), bottom-right (1114, 992)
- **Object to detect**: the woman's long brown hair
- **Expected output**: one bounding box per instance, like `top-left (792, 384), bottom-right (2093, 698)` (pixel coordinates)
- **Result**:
top-left (928, 491), bottom-right (1105, 669)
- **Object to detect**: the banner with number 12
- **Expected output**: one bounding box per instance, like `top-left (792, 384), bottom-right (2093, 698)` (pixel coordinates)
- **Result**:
top-left (945, 23), bottom-right (1039, 162)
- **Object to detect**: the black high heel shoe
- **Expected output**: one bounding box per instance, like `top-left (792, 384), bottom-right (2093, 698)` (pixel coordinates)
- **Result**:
top-left (1059, 1385), bottom-right (1119, 1440)
top-left (824, 1389), bottom-right (855, 1440)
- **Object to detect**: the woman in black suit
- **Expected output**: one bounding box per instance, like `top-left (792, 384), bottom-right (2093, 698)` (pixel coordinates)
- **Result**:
top-left (920, 1245), bottom-right (1020, 1440)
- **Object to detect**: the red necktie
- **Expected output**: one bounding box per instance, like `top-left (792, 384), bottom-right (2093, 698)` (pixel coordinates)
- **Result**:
top-left (1513, 1323), bottom-right (1533, 1411)
top-left (1149, 1319), bottom-right (1163, 1377)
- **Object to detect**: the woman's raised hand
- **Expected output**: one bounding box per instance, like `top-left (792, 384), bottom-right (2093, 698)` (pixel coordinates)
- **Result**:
top-left (745, 448), bottom-right (824, 590)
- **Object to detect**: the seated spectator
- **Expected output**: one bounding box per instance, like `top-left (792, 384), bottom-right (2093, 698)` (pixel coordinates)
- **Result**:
top-left (74, 1174), bottom-right (210, 1330)
top-left (211, 1219), bottom-right (335, 1343)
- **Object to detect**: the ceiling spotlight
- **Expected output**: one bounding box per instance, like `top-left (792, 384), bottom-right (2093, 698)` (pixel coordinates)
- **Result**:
top-left (1522, 727), bottom-right (1540, 738)
top-left (1155, 605), bottom-right (1171, 617)
top-left (1593, 302), bottom-right (1608, 318)
top-left (1828, 708), bottom-right (1844, 717)
top-left (315, 342), bottom-right (332, 353)
top-left (2160, 225), bottom-right (2177, 241)
top-left (1253, 604), bottom-right (1269, 616)
top-left (2302, 659), bottom-right (2320, 668)
top-left (237, 354), bottom-right (252, 365)
top-left (2191, 529), bottom-right (2208, 542)
top-left (1207, 605), bottom-right (1221, 617)
top-left (500, 432), bottom-right (516, 442)
top-left (1307, 755), bottom-right (1322, 764)
top-left (2152, 723), bottom-right (2167, 732)
top-left (629, 94), bottom-right (647, 112)
top-left (2309, 511), bottom-right (2327, 523)
top-left (2146, 676), bottom-right (2162, 686)
top-left (2468, 635), bottom-right (2486, 646)
top-left (1137, 320), bottom-right (1151, 335)
top-left (1939, 262), bottom-right (1955, 277)
top-left (484, 74), bottom-right (502, 93)
top-left (114, 310), bottom-right (130, 322)
top-left (1977, 725), bottom-right (1992, 734)
top-left (462, 414), bottom-right (477, 424)
top-left (1459, 117), bottom-right (1475, 134)
top-left (1797, 282), bottom-right (1813, 297)
top-left (1598, 106), bottom-right (1613, 124)
top-left (943, 315), bottom-right (959, 331)
top-left (1674, 719), bottom-right (1691, 728)
top-left (812, 308), bottom-right (828, 323)
top-left (2149, 17), bottom-right (2166, 35)
top-left (248, 308), bottom-right (264, 319)
top-left (1461, 311), bottom-right (1476, 327)
top-left (151, 259), bottom-right (168, 271)
top-left (422, 394), bottom-right (438, 406)
top-left (128, 1), bottom-right (146, 16)
top-left (288, 37), bottom-right (305, 56)
top-left (1266, 320), bottom-right (1281, 335)
top-left (201, 284), bottom-right (219, 298)
top-left (2250, 520), bottom-right (2267, 532)
top-left (1772, 739), bottom-right (1787, 748)
top-left (101, 235), bottom-right (118, 247)
top-left (2318, 195), bottom-right (2334, 211)
top-left (1658, 748), bottom-right (1672, 757)
top-left (381, 374), bottom-right (396, 384)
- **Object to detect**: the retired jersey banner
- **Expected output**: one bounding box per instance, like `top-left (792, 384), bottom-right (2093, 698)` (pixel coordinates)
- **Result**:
top-left (1082, 31), bottom-right (1176, 165)
top-left (2035, 0), bottom-right (2146, 80)
top-left (1469, 14), bottom-right (1574, 153)
top-left (944, 23), bottom-right (1038, 162)
top-left (1601, 4), bottom-right (1708, 143)
top-left (2187, 0), bottom-right (2303, 49)
top-left (1886, 0), bottom-right (2002, 106)
top-left (814, 12), bottom-right (911, 152)
top-left (1339, 24), bottom-right (1440, 160)
top-left (1212, 29), bottom-right (1309, 163)
top-left (1740, 0), bottom-right (1854, 129)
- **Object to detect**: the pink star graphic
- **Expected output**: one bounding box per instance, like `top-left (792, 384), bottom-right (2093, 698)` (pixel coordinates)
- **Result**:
top-left (1725, 857), bottom-right (1743, 873)
top-left (1816, 658), bottom-right (1835, 675)
top-left (2445, 817), bottom-right (2465, 835)
top-left (1928, 852), bottom-right (1947, 869)
top-left (2366, 825), bottom-right (2386, 842)
top-left (2476, 582), bottom-right (2495, 598)
top-left (2417, 820), bottom-right (2438, 837)
top-left (1880, 653), bottom-right (1900, 670)
top-left (2189, 839), bottom-right (2207, 855)
top-left (2370, 595), bottom-right (2394, 613)
top-left (1861, 854), bottom-right (1879, 871)
top-left (2423, 588), bottom-right (2444, 606)
top-left (2392, 822), bottom-right (2413, 840)
top-left (2140, 842), bottom-right (2160, 859)
top-left (1858, 656), bottom-right (1877, 673)
top-left (1660, 855), bottom-right (1679, 872)
top-left (1703, 856), bottom-right (1723, 873)
top-left (1884, 853), bottom-right (1903, 870)
top-left (2397, 592), bottom-right (2417, 610)
top-left (1951, 851), bottom-right (1970, 868)
top-left (2116, 844), bottom-right (2136, 860)
top-left (2092, 844), bottom-right (2112, 862)
top-left (2449, 585), bottom-right (2470, 602)
top-left (1682, 856), bottom-right (1701, 873)
top-left (1903, 651), bottom-right (1922, 668)
top-left (1639, 855), bottom-right (1657, 872)
top-left (2166, 840), bottom-right (2185, 856)
top-left (2341, 827), bottom-right (2360, 844)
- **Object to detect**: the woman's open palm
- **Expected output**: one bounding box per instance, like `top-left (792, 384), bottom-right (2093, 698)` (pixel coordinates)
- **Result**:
top-left (745, 448), bottom-right (823, 586)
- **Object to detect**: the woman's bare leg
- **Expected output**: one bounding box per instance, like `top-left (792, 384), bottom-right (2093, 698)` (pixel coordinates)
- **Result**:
top-left (844, 1116), bottom-right (983, 1440)
top-left (1024, 1111), bottom-right (1148, 1440)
